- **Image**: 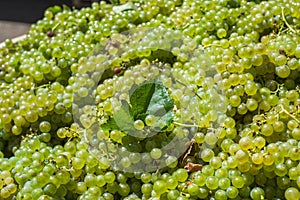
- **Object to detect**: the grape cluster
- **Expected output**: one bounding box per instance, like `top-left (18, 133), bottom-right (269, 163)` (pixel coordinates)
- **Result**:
top-left (0, 0), bottom-right (300, 199)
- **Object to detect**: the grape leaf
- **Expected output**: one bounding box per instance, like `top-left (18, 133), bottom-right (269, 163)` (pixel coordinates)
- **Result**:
top-left (101, 100), bottom-right (134, 131)
top-left (130, 79), bottom-right (174, 129)
top-left (129, 81), bottom-right (156, 120)
top-left (112, 2), bottom-right (135, 13)
top-left (101, 80), bottom-right (174, 131)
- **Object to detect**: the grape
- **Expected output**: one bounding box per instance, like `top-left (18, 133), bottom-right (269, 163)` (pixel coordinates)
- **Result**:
top-left (251, 152), bottom-right (263, 165)
top-left (193, 173), bottom-right (206, 187)
top-left (239, 136), bottom-right (253, 150)
top-left (231, 176), bottom-right (245, 188)
top-left (166, 176), bottom-right (178, 190)
top-left (145, 115), bottom-right (157, 126)
top-left (173, 169), bottom-right (188, 183)
top-left (201, 148), bottom-right (215, 162)
top-left (104, 172), bottom-right (115, 184)
top-left (167, 189), bottom-right (180, 200)
top-left (206, 176), bottom-right (219, 190)
top-left (150, 148), bottom-right (162, 160)
top-left (134, 120), bottom-right (144, 131)
top-left (226, 186), bottom-right (239, 199)
top-left (0, 0), bottom-right (300, 199)
top-left (285, 187), bottom-right (300, 200)
top-left (141, 183), bottom-right (152, 195)
top-left (218, 177), bottom-right (231, 190)
top-left (215, 189), bottom-right (227, 200)
top-left (153, 180), bottom-right (167, 195)
top-left (250, 187), bottom-right (265, 200)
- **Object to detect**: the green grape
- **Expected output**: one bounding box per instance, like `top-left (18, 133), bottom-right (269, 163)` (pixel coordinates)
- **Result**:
top-left (227, 156), bottom-right (238, 168)
top-left (141, 173), bottom-right (152, 183)
top-left (275, 65), bottom-right (290, 78)
top-left (215, 189), bottom-right (228, 200)
top-left (209, 156), bottom-right (222, 169)
top-left (104, 172), bottom-right (116, 184)
top-left (206, 176), bottom-right (219, 190)
top-left (261, 124), bottom-right (274, 136)
top-left (200, 148), bottom-right (214, 162)
top-left (275, 163), bottom-right (288, 177)
top-left (239, 136), bottom-right (253, 150)
top-left (239, 186), bottom-right (251, 198)
top-left (44, 183), bottom-right (57, 195)
top-left (56, 127), bottom-right (67, 138)
top-left (194, 132), bottom-right (205, 144)
top-left (218, 177), bottom-right (231, 190)
top-left (145, 115), bottom-right (157, 126)
top-left (244, 81), bottom-right (258, 96)
top-left (173, 169), bottom-right (188, 182)
top-left (251, 152), bottom-right (263, 165)
top-left (0, 188), bottom-right (10, 199)
top-left (215, 168), bottom-right (228, 178)
top-left (193, 173), bottom-right (206, 187)
top-left (134, 119), bottom-right (144, 130)
top-left (141, 183), bottom-right (152, 195)
top-left (187, 183), bottom-right (199, 196)
top-left (167, 189), bottom-right (180, 200)
top-left (166, 176), bottom-right (178, 190)
top-left (288, 167), bottom-right (298, 180)
top-left (217, 28), bottom-right (227, 38)
top-left (25, 110), bottom-right (39, 123)
top-left (229, 95), bottom-right (241, 107)
top-left (221, 139), bottom-right (234, 153)
top-left (205, 132), bottom-right (218, 146)
top-left (291, 128), bottom-right (300, 140)
top-left (253, 136), bottom-right (265, 149)
top-left (250, 187), bottom-right (265, 200)
top-left (153, 180), bottom-right (167, 195)
top-left (284, 187), bottom-right (300, 200)
top-left (231, 176), bottom-right (245, 188)
top-left (235, 150), bottom-right (249, 164)
top-left (118, 183), bottom-right (130, 196)
top-left (226, 186), bottom-right (239, 199)
top-left (246, 98), bottom-right (258, 111)
top-left (72, 157), bottom-right (85, 170)
top-left (150, 148), bottom-right (162, 159)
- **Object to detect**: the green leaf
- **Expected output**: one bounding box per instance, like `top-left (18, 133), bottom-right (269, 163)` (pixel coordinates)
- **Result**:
top-left (130, 79), bottom-right (174, 129)
top-left (100, 100), bottom-right (135, 132)
top-left (129, 81), bottom-right (156, 120)
top-left (145, 81), bottom-right (174, 129)
top-left (101, 80), bottom-right (174, 132)
top-left (113, 100), bottom-right (135, 132)
top-left (112, 2), bottom-right (135, 12)
top-left (100, 118), bottom-right (118, 131)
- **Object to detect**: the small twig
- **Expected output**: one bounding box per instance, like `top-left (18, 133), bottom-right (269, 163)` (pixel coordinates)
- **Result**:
top-left (173, 122), bottom-right (200, 128)
top-left (279, 105), bottom-right (300, 124)
top-left (175, 79), bottom-right (202, 100)
top-left (52, 22), bottom-right (61, 32)
top-left (281, 8), bottom-right (296, 33)
top-left (203, 43), bottom-right (222, 48)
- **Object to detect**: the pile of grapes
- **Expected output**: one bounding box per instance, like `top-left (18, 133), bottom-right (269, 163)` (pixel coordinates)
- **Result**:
top-left (0, 0), bottom-right (300, 199)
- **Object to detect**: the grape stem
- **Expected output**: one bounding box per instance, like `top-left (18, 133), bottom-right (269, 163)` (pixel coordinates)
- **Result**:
top-left (52, 22), bottom-right (61, 32)
top-left (278, 105), bottom-right (300, 124)
top-left (281, 8), bottom-right (297, 33)
top-left (173, 122), bottom-right (200, 128)
top-left (203, 43), bottom-right (222, 48)
top-left (175, 79), bottom-right (202, 100)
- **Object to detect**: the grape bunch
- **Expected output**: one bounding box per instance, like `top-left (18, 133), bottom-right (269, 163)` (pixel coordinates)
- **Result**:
top-left (0, 0), bottom-right (300, 199)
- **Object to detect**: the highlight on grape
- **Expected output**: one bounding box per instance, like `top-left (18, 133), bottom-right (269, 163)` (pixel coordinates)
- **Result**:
top-left (0, 0), bottom-right (300, 199)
